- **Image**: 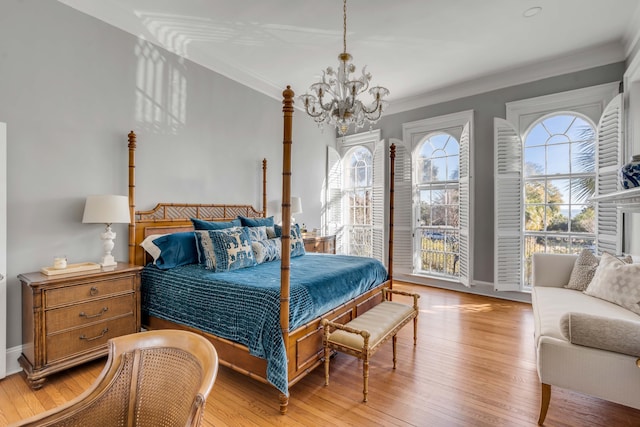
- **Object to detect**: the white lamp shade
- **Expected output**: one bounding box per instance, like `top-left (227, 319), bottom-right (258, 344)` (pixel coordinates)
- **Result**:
top-left (82, 195), bottom-right (131, 224)
top-left (291, 196), bottom-right (303, 215)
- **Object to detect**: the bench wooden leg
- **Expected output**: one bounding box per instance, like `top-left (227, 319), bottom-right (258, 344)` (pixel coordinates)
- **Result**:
top-left (324, 345), bottom-right (330, 386)
top-left (363, 357), bottom-right (369, 402)
top-left (392, 335), bottom-right (397, 369)
top-left (413, 316), bottom-right (418, 345)
top-left (538, 383), bottom-right (551, 425)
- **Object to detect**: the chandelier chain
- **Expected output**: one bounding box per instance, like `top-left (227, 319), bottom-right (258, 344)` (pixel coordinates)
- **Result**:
top-left (343, 0), bottom-right (347, 54)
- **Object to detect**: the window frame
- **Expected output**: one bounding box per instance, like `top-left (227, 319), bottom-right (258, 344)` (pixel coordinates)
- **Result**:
top-left (497, 82), bottom-right (620, 291)
top-left (401, 110), bottom-right (474, 286)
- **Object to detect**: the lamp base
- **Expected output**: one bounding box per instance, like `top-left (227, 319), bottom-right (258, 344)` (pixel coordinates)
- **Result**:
top-left (100, 254), bottom-right (117, 268)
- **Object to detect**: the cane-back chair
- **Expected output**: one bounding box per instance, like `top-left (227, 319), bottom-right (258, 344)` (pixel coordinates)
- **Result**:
top-left (11, 329), bottom-right (219, 427)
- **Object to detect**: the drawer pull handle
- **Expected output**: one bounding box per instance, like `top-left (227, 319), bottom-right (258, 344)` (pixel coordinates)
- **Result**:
top-left (79, 328), bottom-right (108, 342)
top-left (89, 286), bottom-right (99, 296)
top-left (79, 307), bottom-right (108, 319)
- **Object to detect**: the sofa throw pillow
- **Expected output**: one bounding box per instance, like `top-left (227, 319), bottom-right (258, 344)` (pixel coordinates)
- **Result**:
top-left (584, 253), bottom-right (640, 315)
top-left (191, 217), bottom-right (241, 230)
top-left (559, 312), bottom-right (640, 357)
top-left (195, 227), bottom-right (256, 272)
top-left (252, 238), bottom-right (281, 264)
top-left (565, 249), bottom-right (599, 291)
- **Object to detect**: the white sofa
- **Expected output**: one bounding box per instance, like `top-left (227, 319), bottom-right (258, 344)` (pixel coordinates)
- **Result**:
top-left (531, 253), bottom-right (640, 425)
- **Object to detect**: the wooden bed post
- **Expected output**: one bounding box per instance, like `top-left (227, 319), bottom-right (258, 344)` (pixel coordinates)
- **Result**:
top-left (263, 158), bottom-right (267, 217)
top-left (128, 131), bottom-right (137, 265)
top-left (280, 86), bottom-right (294, 414)
top-left (388, 143), bottom-right (395, 288)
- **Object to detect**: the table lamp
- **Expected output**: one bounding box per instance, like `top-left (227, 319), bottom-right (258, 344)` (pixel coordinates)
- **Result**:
top-left (82, 195), bottom-right (130, 267)
top-left (291, 196), bottom-right (302, 224)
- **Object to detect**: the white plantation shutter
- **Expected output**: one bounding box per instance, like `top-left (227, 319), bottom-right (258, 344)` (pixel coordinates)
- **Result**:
top-left (458, 123), bottom-right (472, 287)
top-left (391, 138), bottom-right (413, 274)
top-left (326, 146), bottom-right (344, 253)
top-left (494, 118), bottom-right (523, 291)
top-left (372, 139), bottom-right (386, 264)
top-left (595, 93), bottom-right (623, 255)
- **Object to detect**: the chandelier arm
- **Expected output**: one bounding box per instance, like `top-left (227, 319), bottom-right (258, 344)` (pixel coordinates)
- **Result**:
top-left (360, 100), bottom-right (384, 116)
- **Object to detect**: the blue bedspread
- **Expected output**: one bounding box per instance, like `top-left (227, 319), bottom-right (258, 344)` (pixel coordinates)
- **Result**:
top-left (141, 253), bottom-right (388, 395)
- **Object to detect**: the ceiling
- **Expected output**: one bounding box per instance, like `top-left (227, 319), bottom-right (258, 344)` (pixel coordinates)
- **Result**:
top-left (58, 0), bottom-right (640, 114)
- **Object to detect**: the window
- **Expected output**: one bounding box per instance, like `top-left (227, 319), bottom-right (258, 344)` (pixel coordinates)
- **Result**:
top-left (523, 114), bottom-right (596, 284)
top-left (395, 110), bottom-right (473, 286)
top-left (344, 146), bottom-right (373, 256)
top-left (324, 130), bottom-right (386, 262)
top-left (495, 82), bottom-right (622, 291)
top-left (415, 133), bottom-right (460, 278)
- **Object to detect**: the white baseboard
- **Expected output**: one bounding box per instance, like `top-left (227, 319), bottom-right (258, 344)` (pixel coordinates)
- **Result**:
top-left (5, 345), bottom-right (22, 376)
top-left (395, 274), bottom-right (532, 304)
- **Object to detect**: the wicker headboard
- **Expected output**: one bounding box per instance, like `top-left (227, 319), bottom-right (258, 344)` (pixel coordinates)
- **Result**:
top-left (132, 203), bottom-right (264, 266)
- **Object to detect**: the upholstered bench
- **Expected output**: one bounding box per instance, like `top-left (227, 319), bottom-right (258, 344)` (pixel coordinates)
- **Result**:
top-left (321, 288), bottom-right (420, 402)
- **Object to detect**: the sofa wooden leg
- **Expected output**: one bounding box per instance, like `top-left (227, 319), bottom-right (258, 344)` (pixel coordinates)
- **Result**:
top-left (538, 383), bottom-right (551, 425)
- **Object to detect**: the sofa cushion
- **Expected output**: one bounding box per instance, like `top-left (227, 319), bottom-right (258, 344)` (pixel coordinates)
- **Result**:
top-left (565, 249), bottom-right (599, 291)
top-left (584, 253), bottom-right (640, 315)
top-left (559, 312), bottom-right (640, 357)
top-left (532, 287), bottom-right (640, 346)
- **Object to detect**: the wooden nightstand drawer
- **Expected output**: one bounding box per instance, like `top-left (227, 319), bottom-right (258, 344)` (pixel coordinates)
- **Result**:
top-left (46, 294), bottom-right (135, 333)
top-left (46, 315), bottom-right (137, 363)
top-left (45, 276), bottom-right (135, 308)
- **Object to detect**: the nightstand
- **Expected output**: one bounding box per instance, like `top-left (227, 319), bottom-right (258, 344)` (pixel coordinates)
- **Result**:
top-left (303, 234), bottom-right (336, 254)
top-left (18, 262), bottom-right (142, 389)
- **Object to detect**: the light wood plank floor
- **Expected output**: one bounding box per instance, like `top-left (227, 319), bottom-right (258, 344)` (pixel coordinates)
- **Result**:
top-left (1, 283), bottom-right (639, 426)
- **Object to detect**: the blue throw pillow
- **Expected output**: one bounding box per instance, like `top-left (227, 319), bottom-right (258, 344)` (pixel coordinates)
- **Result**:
top-left (191, 217), bottom-right (241, 230)
top-left (152, 232), bottom-right (199, 270)
top-left (238, 215), bottom-right (275, 227)
top-left (274, 224), bottom-right (305, 257)
top-left (195, 227), bottom-right (257, 272)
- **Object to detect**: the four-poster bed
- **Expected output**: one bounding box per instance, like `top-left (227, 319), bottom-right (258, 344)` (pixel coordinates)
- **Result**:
top-left (126, 87), bottom-right (397, 414)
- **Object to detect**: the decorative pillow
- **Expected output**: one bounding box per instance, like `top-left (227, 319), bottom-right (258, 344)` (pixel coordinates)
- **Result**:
top-left (560, 312), bottom-right (640, 357)
top-left (190, 217), bottom-right (241, 230)
top-left (565, 249), bottom-right (599, 291)
top-left (139, 233), bottom-right (166, 262)
top-left (238, 215), bottom-right (275, 227)
top-left (265, 226), bottom-right (277, 239)
top-left (252, 238), bottom-right (282, 264)
top-left (273, 224), bottom-right (305, 257)
top-left (195, 228), bottom-right (256, 272)
top-left (584, 253), bottom-right (640, 315)
top-left (247, 226), bottom-right (268, 242)
top-left (148, 232), bottom-right (199, 270)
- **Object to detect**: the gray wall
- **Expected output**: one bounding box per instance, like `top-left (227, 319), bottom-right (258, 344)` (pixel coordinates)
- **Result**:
top-left (0, 0), bottom-right (333, 348)
top-left (375, 63), bottom-right (626, 284)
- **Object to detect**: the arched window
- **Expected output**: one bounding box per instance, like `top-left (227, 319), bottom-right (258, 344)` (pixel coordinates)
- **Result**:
top-left (523, 113), bottom-right (596, 283)
top-left (343, 146), bottom-right (373, 256)
top-left (414, 133), bottom-right (460, 278)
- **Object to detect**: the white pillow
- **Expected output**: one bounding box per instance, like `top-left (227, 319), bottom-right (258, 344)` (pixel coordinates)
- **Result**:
top-left (584, 252), bottom-right (640, 315)
top-left (139, 234), bottom-right (166, 262)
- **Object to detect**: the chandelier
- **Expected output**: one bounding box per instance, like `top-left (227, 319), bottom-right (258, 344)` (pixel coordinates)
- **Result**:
top-left (299, 0), bottom-right (389, 135)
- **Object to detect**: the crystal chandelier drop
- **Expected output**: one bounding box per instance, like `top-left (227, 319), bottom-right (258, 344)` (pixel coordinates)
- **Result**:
top-left (299, 0), bottom-right (389, 135)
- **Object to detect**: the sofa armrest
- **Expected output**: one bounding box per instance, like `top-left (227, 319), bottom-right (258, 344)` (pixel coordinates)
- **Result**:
top-left (560, 312), bottom-right (640, 357)
top-left (532, 253), bottom-right (578, 288)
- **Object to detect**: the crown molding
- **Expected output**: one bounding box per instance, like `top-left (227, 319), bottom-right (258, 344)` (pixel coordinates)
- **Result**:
top-left (385, 42), bottom-right (626, 116)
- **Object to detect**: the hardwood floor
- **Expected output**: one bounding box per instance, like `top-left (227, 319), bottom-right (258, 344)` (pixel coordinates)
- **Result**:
top-left (1, 283), bottom-right (639, 426)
